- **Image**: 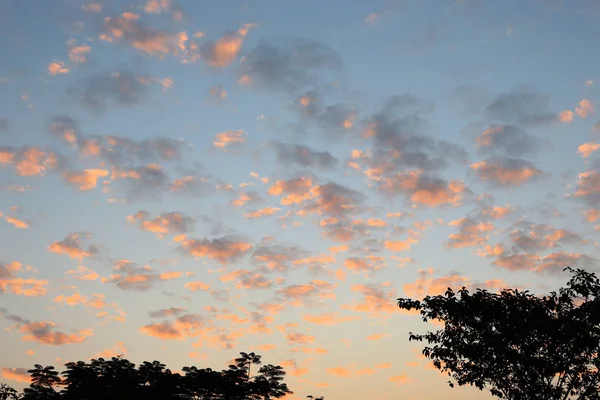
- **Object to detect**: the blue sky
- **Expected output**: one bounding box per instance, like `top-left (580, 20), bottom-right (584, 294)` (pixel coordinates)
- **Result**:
top-left (1, 0), bottom-right (600, 399)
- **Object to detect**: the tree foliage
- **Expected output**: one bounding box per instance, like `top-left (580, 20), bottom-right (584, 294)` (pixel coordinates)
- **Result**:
top-left (397, 267), bottom-right (600, 399)
top-left (0, 352), bottom-right (294, 400)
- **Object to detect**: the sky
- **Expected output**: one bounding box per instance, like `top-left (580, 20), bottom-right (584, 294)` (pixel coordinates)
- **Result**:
top-left (1, 0), bottom-right (600, 398)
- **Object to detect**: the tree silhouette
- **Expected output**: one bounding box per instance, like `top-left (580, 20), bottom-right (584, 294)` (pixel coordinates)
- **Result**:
top-left (397, 267), bottom-right (600, 399)
top-left (0, 383), bottom-right (19, 400)
top-left (234, 352), bottom-right (262, 381)
top-left (2, 352), bottom-right (295, 400)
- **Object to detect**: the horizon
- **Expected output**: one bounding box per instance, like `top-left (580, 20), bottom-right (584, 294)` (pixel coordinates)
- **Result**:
top-left (1, 1), bottom-right (600, 399)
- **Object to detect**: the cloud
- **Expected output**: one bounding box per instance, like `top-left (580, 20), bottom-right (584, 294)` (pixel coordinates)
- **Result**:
top-left (202, 24), bottom-right (256, 67)
top-left (178, 236), bottom-right (252, 264)
top-left (67, 71), bottom-right (148, 114)
top-left (81, 3), bottom-right (102, 12)
top-left (480, 205), bottom-right (516, 219)
top-left (184, 281), bottom-right (211, 291)
top-left (220, 269), bottom-right (273, 289)
top-left (239, 37), bottom-right (342, 93)
top-left (446, 217), bottom-right (494, 248)
top-left (5, 215), bottom-right (28, 229)
top-left (341, 283), bottom-right (399, 317)
top-left (14, 320), bottom-right (93, 346)
top-left (403, 269), bottom-right (507, 298)
top-left (271, 141), bottom-right (338, 170)
top-left (62, 169), bottom-right (109, 191)
top-left (302, 182), bottom-right (364, 218)
top-left (140, 313), bottom-right (204, 340)
top-left (381, 170), bottom-right (468, 207)
top-left (48, 233), bottom-right (99, 260)
top-left (576, 99), bottom-right (594, 118)
top-left (67, 39), bottom-right (91, 63)
top-left (366, 334), bottom-right (391, 341)
top-left (213, 130), bottom-right (245, 149)
top-left (1, 368), bottom-right (30, 383)
top-left (48, 61), bottom-right (70, 76)
top-left (268, 177), bottom-right (314, 205)
top-left (127, 211), bottom-right (194, 237)
top-left (470, 157), bottom-right (542, 186)
top-left (251, 243), bottom-right (306, 272)
top-left (493, 252), bottom-right (595, 273)
top-left (54, 293), bottom-right (106, 309)
top-left (285, 333), bottom-right (315, 344)
top-left (483, 88), bottom-right (557, 126)
top-left (574, 171), bottom-right (600, 206)
top-left (244, 207), bottom-right (280, 219)
top-left (303, 312), bottom-right (358, 326)
top-left (100, 13), bottom-right (184, 58)
top-left (508, 223), bottom-right (585, 253)
top-left (48, 115), bottom-right (81, 145)
top-left (149, 307), bottom-right (187, 318)
top-left (110, 165), bottom-right (171, 201)
top-left (102, 260), bottom-right (182, 291)
top-left (389, 374), bottom-right (411, 385)
top-left (475, 125), bottom-right (542, 157)
top-left (578, 143), bottom-right (600, 158)
top-left (66, 266), bottom-right (99, 281)
top-left (276, 280), bottom-right (336, 306)
top-left (0, 146), bottom-right (62, 176)
top-left (0, 262), bottom-right (48, 297)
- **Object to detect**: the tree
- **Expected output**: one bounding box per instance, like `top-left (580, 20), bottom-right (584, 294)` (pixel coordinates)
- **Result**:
top-left (234, 352), bottom-right (262, 381)
top-left (0, 383), bottom-right (20, 400)
top-left (397, 267), bottom-right (600, 399)
top-left (4, 352), bottom-right (293, 400)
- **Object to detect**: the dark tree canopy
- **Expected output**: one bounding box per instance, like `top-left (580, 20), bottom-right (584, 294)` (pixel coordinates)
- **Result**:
top-left (397, 267), bottom-right (600, 400)
top-left (0, 352), bottom-right (297, 400)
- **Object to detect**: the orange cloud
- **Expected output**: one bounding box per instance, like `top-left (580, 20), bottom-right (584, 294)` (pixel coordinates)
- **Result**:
top-left (326, 366), bottom-right (351, 377)
top-left (62, 169), bottom-right (109, 191)
top-left (178, 237), bottom-right (252, 264)
top-left (5, 215), bottom-right (28, 228)
top-left (481, 205), bottom-right (515, 219)
top-left (48, 61), bottom-right (70, 75)
top-left (0, 262), bottom-right (48, 297)
top-left (384, 239), bottom-right (417, 252)
top-left (558, 110), bottom-right (574, 123)
top-left (381, 170), bottom-right (467, 207)
top-left (1, 368), bottom-right (31, 383)
top-left (268, 177), bottom-right (314, 205)
top-left (66, 266), bottom-right (99, 281)
top-left (184, 281), bottom-right (211, 291)
top-left (578, 143), bottom-right (600, 158)
top-left (18, 321), bottom-right (93, 345)
top-left (213, 130), bottom-right (245, 149)
top-left (366, 334), bottom-right (391, 341)
top-left (67, 39), bottom-right (92, 63)
top-left (584, 209), bottom-right (600, 222)
top-left (205, 24), bottom-right (256, 67)
top-left (140, 313), bottom-right (204, 340)
top-left (341, 283), bottom-right (399, 317)
top-left (406, 268), bottom-right (508, 298)
top-left (286, 333), bottom-right (315, 344)
top-left (54, 293), bottom-right (106, 309)
top-left (471, 158), bottom-right (541, 186)
top-left (127, 211), bottom-right (194, 237)
top-left (389, 374), bottom-right (411, 385)
top-left (576, 99), bottom-right (594, 118)
top-left (244, 207), bottom-right (280, 219)
top-left (302, 312), bottom-right (358, 326)
top-left (446, 217), bottom-right (494, 248)
top-left (48, 233), bottom-right (98, 260)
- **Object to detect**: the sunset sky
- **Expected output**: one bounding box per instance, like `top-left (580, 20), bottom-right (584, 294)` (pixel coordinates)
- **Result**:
top-left (1, 0), bottom-right (600, 398)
